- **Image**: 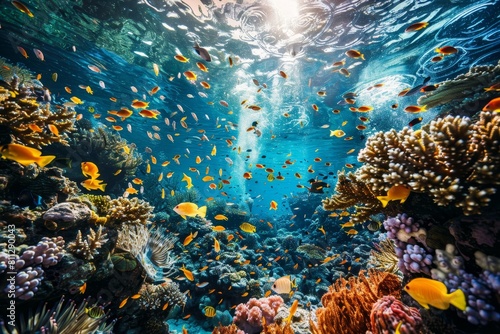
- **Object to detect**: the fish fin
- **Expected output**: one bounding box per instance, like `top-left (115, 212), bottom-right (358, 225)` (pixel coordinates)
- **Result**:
top-left (376, 196), bottom-right (389, 207)
top-left (449, 289), bottom-right (466, 311)
top-left (197, 206), bottom-right (207, 218)
top-left (417, 300), bottom-right (430, 309)
top-left (37, 155), bottom-right (56, 168)
top-left (181, 215), bottom-right (186, 220)
top-left (99, 183), bottom-right (107, 192)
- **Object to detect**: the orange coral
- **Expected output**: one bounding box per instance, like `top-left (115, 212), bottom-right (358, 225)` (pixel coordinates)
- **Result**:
top-left (310, 269), bottom-right (401, 334)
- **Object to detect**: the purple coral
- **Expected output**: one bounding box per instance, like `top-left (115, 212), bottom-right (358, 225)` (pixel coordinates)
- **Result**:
top-left (20, 236), bottom-right (65, 268)
top-left (370, 295), bottom-right (423, 334)
top-left (233, 296), bottom-right (284, 334)
top-left (5, 266), bottom-right (44, 300)
top-left (0, 237), bottom-right (64, 300)
top-left (383, 214), bottom-right (432, 275)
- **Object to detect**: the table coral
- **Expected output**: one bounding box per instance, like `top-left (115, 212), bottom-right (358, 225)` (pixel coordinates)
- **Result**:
top-left (356, 111), bottom-right (499, 216)
top-left (310, 269), bottom-right (401, 334)
top-left (233, 295), bottom-right (284, 334)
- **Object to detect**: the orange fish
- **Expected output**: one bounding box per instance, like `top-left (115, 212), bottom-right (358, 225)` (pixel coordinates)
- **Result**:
top-left (377, 185), bottom-right (411, 207)
top-left (131, 100), bottom-right (149, 109)
top-left (482, 97), bottom-right (500, 112)
top-left (12, 1), bottom-right (34, 17)
top-left (183, 71), bottom-right (197, 81)
top-left (174, 55), bottom-right (189, 62)
top-left (435, 46), bottom-right (458, 55)
top-left (405, 22), bottom-right (428, 32)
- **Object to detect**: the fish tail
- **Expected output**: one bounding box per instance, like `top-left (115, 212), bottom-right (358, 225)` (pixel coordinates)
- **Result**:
top-left (449, 289), bottom-right (466, 311)
top-left (197, 206), bottom-right (207, 218)
top-left (99, 183), bottom-right (107, 192)
top-left (376, 196), bottom-right (389, 208)
top-left (421, 104), bottom-right (428, 111)
top-left (37, 155), bottom-right (56, 168)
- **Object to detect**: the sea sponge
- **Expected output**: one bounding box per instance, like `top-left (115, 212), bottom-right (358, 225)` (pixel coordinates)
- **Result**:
top-left (311, 269), bottom-right (401, 334)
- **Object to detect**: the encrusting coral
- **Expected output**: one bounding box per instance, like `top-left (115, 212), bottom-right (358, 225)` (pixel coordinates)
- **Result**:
top-left (67, 225), bottom-right (109, 260)
top-left (0, 76), bottom-right (76, 148)
top-left (310, 269), bottom-right (401, 334)
top-left (325, 111), bottom-right (499, 218)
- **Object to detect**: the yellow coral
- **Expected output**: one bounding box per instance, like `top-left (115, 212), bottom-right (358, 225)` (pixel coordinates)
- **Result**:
top-left (0, 83), bottom-right (76, 148)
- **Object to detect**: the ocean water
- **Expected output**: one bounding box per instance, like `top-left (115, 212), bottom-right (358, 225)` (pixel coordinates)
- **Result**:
top-left (0, 0), bottom-right (499, 333)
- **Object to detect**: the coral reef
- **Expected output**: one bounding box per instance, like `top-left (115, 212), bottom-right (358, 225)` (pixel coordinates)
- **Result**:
top-left (0, 80), bottom-right (76, 148)
top-left (66, 126), bottom-right (142, 179)
top-left (296, 244), bottom-right (327, 261)
top-left (356, 112), bottom-right (499, 216)
top-left (369, 295), bottom-right (423, 334)
top-left (0, 236), bottom-right (65, 300)
top-left (383, 214), bottom-right (433, 275)
top-left (310, 269), bottom-right (401, 334)
top-left (42, 201), bottom-right (92, 230)
top-left (67, 225), bottom-right (108, 260)
top-left (431, 244), bottom-right (500, 326)
top-left (233, 295), bottom-right (284, 334)
top-left (322, 170), bottom-right (383, 224)
top-left (136, 281), bottom-right (186, 311)
top-left (107, 196), bottom-right (154, 226)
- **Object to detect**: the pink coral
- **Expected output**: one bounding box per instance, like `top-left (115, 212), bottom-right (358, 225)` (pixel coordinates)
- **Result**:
top-left (369, 296), bottom-right (422, 334)
top-left (233, 296), bottom-right (284, 334)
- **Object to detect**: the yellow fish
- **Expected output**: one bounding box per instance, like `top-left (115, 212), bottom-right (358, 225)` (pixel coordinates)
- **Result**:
top-left (81, 162), bottom-right (100, 179)
top-left (285, 299), bottom-right (299, 324)
top-left (213, 237), bottom-right (220, 253)
top-left (182, 173), bottom-right (193, 189)
top-left (404, 277), bottom-right (466, 311)
top-left (0, 144), bottom-right (55, 168)
top-left (202, 176), bottom-right (214, 182)
top-left (70, 96), bottom-right (83, 104)
top-left (329, 129), bottom-right (345, 138)
top-left (214, 214), bottom-right (228, 221)
top-left (204, 306), bottom-right (216, 317)
top-left (211, 145), bottom-right (217, 156)
top-left (173, 202), bottom-right (207, 219)
top-left (240, 222), bottom-right (256, 233)
top-left (377, 185), bottom-right (411, 207)
top-left (80, 178), bottom-right (107, 192)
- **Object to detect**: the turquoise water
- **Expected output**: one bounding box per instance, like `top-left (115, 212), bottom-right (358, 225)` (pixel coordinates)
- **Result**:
top-left (1, 0), bottom-right (500, 333)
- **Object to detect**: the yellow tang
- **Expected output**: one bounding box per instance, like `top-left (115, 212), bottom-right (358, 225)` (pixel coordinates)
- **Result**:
top-left (173, 202), bottom-right (207, 219)
top-left (0, 143), bottom-right (55, 168)
top-left (240, 222), bottom-right (256, 233)
top-left (330, 129), bottom-right (345, 138)
top-left (376, 185), bottom-right (411, 208)
top-left (404, 277), bottom-right (466, 310)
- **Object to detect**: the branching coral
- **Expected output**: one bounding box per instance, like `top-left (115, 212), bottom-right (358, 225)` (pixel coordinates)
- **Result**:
top-left (368, 238), bottom-right (400, 274)
top-left (107, 196), bottom-right (154, 226)
top-left (322, 170), bottom-right (383, 224)
top-left (353, 111), bottom-right (499, 216)
top-left (67, 225), bottom-right (109, 260)
top-left (310, 269), bottom-right (401, 334)
top-left (0, 81), bottom-right (76, 148)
